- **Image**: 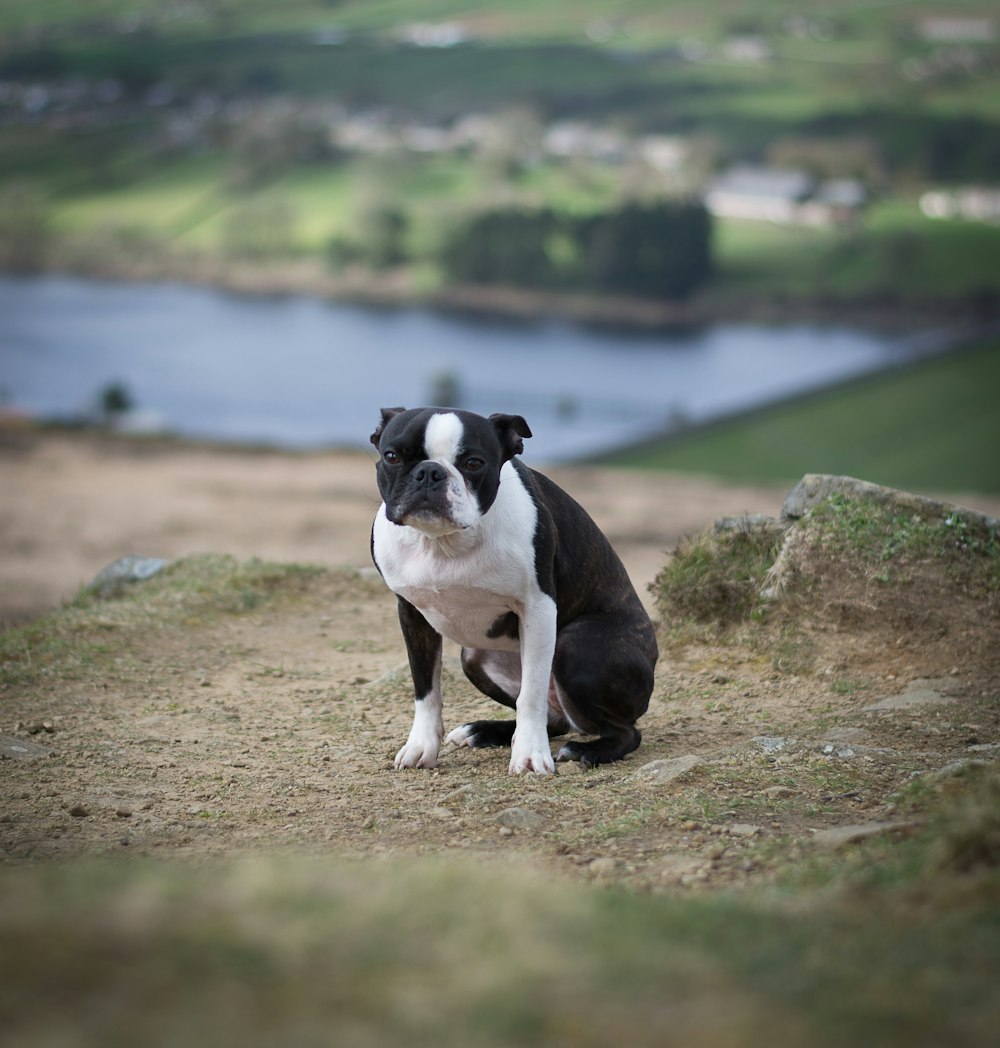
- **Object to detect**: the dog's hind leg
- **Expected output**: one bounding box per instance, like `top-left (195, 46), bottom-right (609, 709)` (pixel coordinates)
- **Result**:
top-left (550, 615), bottom-right (656, 767)
top-left (447, 648), bottom-right (570, 750)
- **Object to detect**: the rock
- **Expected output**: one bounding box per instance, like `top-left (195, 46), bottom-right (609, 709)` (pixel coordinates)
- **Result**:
top-left (752, 736), bottom-right (793, 755)
top-left (86, 555), bottom-right (169, 598)
top-left (653, 857), bottom-right (702, 885)
top-left (714, 514), bottom-right (781, 533)
top-left (811, 821), bottom-right (915, 850)
top-left (495, 807), bottom-right (548, 832)
top-left (588, 857), bottom-right (624, 880)
top-left (630, 755), bottom-right (702, 784)
top-left (0, 735), bottom-right (48, 760)
top-left (864, 678), bottom-right (963, 712)
top-left (728, 823), bottom-right (762, 838)
top-left (780, 474), bottom-right (999, 530)
top-left (68, 803), bottom-right (90, 818)
top-left (926, 759), bottom-right (990, 781)
top-left (762, 785), bottom-right (797, 800)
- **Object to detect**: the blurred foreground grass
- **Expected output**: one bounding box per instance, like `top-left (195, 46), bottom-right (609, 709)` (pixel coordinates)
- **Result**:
top-left (1, 801), bottom-right (998, 1048)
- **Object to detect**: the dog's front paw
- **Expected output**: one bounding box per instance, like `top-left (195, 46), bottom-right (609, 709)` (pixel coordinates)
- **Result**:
top-left (509, 732), bottom-right (555, 776)
top-left (394, 735), bottom-right (441, 770)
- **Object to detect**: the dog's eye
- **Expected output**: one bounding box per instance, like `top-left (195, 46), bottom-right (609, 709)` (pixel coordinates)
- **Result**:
top-left (463, 456), bottom-right (486, 472)
top-left (382, 450), bottom-right (401, 465)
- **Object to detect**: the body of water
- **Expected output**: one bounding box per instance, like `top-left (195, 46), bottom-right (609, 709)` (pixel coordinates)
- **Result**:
top-left (0, 275), bottom-right (925, 461)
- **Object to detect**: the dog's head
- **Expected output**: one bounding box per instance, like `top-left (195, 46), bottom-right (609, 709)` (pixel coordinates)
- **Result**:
top-left (371, 407), bottom-right (531, 536)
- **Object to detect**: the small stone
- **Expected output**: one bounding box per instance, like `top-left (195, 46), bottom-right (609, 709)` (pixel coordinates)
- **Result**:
top-left (753, 736), bottom-right (792, 754)
top-left (68, 803), bottom-right (89, 818)
top-left (631, 755), bottom-right (702, 784)
top-left (115, 807), bottom-right (133, 819)
top-left (588, 857), bottom-right (624, 880)
top-left (811, 821), bottom-right (915, 850)
top-left (762, 785), bottom-right (797, 800)
top-left (728, 823), bottom-right (762, 838)
top-left (427, 807), bottom-right (454, 820)
top-left (495, 807), bottom-right (548, 832)
top-left (0, 736), bottom-right (48, 760)
top-left (498, 826), bottom-right (514, 837)
top-left (86, 556), bottom-right (169, 598)
top-left (864, 678), bottom-right (962, 712)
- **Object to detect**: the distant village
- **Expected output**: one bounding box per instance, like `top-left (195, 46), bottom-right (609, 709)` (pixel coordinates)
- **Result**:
top-left (2, 12), bottom-right (998, 232)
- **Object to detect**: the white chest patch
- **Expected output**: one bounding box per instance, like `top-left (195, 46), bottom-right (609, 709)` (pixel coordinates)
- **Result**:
top-left (373, 460), bottom-right (542, 650)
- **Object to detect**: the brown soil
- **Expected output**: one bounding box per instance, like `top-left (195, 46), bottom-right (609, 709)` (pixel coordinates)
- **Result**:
top-left (2, 429), bottom-right (999, 889)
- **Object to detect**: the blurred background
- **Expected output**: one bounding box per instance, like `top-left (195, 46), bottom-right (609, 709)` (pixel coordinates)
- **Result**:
top-left (0, 0), bottom-right (998, 489)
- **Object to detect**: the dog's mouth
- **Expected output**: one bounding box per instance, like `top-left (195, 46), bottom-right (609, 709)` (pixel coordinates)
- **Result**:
top-left (399, 509), bottom-right (470, 536)
top-left (388, 497), bottom-right (469, 535)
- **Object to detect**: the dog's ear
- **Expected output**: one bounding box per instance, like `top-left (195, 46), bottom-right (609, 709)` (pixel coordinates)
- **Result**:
top-left (490, 413), bottom-right (532, 461)
top-left (371, 407), bottom-right (406, 449)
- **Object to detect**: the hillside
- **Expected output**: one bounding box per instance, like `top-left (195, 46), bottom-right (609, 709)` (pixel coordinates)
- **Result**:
top-left (2, 1), bottom-right (999, 318)
top-left (1, 466), bottom-right (998, 1045)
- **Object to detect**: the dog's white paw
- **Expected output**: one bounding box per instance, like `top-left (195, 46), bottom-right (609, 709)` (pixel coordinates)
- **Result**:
top-left (509, 733), bottom-right (555, 776)
top-left (394, 735), bottom-right (441, 770)
top-left (445, 724), bottom-right (476, 749)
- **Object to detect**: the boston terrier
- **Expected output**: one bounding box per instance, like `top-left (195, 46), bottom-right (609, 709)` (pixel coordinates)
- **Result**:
top-left (370, 407), bottom-right (658, 775)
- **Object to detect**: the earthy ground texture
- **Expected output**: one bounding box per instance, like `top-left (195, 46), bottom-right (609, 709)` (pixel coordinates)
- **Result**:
top-left (1, 430), bottom-right (999, 1047)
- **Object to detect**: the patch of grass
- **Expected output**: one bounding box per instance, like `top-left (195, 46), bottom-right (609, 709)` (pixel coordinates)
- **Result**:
top-left (0, 555), bottom-right (327, 688)
top-left (653, 518), bottom-right (784, 627)
top-left (809, 492), bottom-right (1000, 591)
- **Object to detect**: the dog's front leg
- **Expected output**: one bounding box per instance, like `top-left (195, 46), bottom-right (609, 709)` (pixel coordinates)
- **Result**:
top-left (394, 596), bottom-right (444, 770)
top-left (509, 594), bottom-right (558, 775)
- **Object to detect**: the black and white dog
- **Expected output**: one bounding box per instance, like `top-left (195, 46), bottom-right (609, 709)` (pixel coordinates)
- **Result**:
top-left (370, 407), bottom-right (658, 775)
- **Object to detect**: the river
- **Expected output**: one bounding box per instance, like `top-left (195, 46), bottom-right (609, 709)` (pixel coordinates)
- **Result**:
top-left (0, 275), bottom-right (927, 461)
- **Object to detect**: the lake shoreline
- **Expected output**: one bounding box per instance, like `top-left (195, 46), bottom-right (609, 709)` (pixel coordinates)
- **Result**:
top-left (7, 253), bottom-right (996, 335)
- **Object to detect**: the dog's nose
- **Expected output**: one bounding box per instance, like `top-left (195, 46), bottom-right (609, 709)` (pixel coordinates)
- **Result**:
top-left (413, 461), bottom-right (448, 488)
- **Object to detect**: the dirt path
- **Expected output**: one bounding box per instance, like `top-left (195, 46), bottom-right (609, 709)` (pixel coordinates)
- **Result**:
top-left (2, 429), bottom-right (998, 888)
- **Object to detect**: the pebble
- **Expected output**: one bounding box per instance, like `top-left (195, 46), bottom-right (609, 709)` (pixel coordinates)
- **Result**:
top-left (630, 755), bottom-right (702, 784)
top-left (495, 807), bottom-right (548, 832)
top-left (811, 821), bottom-right (915, 850)
top-left (0, 736), bottom-right (48, 760)
top-left (588, 857), bottom-right (624, 880)
top-left (68, 803), bottom-right (89, 818)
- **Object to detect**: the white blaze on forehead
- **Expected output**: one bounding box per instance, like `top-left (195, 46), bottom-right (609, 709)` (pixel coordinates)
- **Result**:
top-left (424, 412), bottom-right (464, 464)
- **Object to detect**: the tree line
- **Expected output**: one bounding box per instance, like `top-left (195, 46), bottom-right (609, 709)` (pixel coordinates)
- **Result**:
top-left (438, 201), bottom-right (712, 300)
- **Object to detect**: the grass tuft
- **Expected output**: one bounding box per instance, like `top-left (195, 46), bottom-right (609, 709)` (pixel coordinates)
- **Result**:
top-left (653, 518), bottom-right (783, 627)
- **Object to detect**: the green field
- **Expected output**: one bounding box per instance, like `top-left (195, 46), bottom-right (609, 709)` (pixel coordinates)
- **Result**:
top-left (603, 339), bottom-right (1000, 495)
